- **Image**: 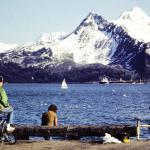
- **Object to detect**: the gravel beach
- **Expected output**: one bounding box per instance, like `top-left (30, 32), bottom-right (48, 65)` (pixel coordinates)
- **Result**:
top-left (3, 140), bottom-right (150, 150)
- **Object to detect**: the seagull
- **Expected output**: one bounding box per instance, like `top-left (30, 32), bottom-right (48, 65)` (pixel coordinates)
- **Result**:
top-left (102, 133), bottom-right (122, 144)
top-left (123, 94), bottom-right (127, 97)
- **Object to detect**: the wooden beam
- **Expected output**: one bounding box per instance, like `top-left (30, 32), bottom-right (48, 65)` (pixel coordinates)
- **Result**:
top-left (140, 124), bottom-right (150, 128)
top-left (13, 125), bottom-right (137, 140)
top-left (136, 120), bottom-right (141, 140)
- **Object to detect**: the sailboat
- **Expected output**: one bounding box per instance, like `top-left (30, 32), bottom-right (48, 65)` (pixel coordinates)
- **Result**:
top-left (61, 78), bottom-right (68, 89)
top-left (99, 77), bottom-right (109, 84)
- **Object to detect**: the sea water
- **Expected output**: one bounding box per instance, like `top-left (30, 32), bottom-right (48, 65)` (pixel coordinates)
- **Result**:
top-left (4, 83), bottom-right (150, 139)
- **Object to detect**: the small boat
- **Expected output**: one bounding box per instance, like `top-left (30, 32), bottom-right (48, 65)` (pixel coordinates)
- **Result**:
top-left (61, 78), bottom-right (68, 89)
top-left (99, 77), bottom-right (109, 84)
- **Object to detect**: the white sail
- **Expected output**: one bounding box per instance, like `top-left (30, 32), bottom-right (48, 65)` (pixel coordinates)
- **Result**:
top-left (101, 77), bottom-right (109, 84)
top-left (61, 79), bottom-right (68, 89)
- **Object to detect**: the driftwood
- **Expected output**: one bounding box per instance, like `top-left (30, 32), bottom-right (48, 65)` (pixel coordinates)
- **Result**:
top-left (13, 125), bottom-right (137, 140)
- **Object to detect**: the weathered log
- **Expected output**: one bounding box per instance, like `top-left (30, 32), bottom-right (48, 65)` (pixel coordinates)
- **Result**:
top-left (13, 125), bottom-right (137, 140)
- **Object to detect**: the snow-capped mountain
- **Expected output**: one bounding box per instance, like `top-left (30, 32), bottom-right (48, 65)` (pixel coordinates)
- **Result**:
top-left (58, 13), bottom-right (116, 65)
top-left (0, 7), bottom-right (149, 72)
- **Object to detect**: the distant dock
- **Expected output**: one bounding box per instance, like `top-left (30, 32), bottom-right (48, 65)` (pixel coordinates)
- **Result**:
top-left (99, 79), bottom-right (148, 84)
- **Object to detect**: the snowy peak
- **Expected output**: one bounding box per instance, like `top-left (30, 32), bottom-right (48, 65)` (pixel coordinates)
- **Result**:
top-left (83, 12), bottom-right (98, 23)
top-left (85, 12), bottom-right (96, 22)
top-left (120, 7), bottom-right (150, 21)
top-left (116, 7), bottom-right (150, 43)
top-left (61, 12), bottom-right (113, 65)
top-left (73, 12), bottom-right (107, 34)
top-left (84, 12), bottom-right (103, 23)
top-left (80, 12), bottom-right (107, 27)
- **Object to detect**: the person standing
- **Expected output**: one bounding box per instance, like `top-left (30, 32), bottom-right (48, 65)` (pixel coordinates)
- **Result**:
top-left (0, 76), bottom-right (15, 132)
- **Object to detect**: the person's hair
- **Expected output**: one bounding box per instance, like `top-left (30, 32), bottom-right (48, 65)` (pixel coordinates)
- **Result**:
top-left (48, 104), bottom-right (57, 113)
top-left (0, 76), bottom-right (3, 82)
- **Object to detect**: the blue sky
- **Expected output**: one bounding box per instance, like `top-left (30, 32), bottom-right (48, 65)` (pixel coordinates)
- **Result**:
top-left (0, 0), bottom-right (149, 44)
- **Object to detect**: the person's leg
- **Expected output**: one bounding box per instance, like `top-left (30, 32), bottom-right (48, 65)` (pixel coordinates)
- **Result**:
top-left (2, 106), bottom-right (13, 124)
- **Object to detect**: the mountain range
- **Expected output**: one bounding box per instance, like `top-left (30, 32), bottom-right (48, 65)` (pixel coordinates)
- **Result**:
top-left (0, 7), bottom-right (150, 83)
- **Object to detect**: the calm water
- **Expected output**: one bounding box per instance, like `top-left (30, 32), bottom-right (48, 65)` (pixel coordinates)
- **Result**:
top-left (4, 83), bottom-right (150, 138)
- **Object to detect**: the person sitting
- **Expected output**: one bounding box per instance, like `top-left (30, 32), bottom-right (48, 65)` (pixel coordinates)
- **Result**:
top-left (41, 104), bottom-right (58, 140)
top-left (47, 104), bottom-right (58, 126)
top-left (0, 76), bottom-right (15, 132)
top-left (41, 104), bottom-right (58, 126)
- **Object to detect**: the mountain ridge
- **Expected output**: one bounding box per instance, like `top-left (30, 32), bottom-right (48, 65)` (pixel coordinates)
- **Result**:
top-left (0, 7), bottom-right (150, 82)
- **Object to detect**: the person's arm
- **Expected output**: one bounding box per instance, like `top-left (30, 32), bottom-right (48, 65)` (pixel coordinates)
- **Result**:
top-left (54, 115), bottom-right (58, 126)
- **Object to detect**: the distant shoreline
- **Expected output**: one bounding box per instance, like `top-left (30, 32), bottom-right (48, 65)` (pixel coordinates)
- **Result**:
top-left (3, 81), bottom-right (149, 84)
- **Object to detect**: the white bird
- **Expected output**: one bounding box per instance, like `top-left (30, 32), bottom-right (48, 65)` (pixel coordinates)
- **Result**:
top-left (102, 133), bottom-right (122, 144)
top-left (123, 94), bottom-right (127, 97)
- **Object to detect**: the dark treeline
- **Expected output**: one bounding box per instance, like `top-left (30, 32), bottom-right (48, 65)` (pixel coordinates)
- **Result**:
top-left (0, 61), bottom-right (146, 83)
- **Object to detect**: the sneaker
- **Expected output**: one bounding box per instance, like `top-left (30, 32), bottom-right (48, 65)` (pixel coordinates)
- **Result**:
top-left (6, 124), bottom-right (15, 132)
